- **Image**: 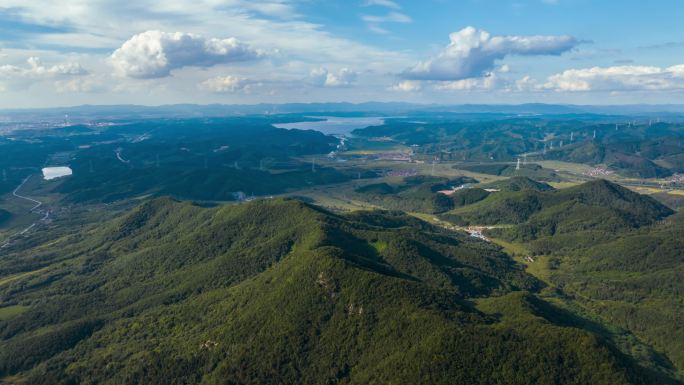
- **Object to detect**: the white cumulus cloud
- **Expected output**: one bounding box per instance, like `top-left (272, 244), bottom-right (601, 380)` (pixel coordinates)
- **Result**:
top-left (0, 57), bottom-right (89, 93)
top-left (542, 64), bottom-right (684, 91)
top-left (54, 77), bottom-right (105, 93)
top-left (389, 80), bottom-right (422, 92)
top-left (309, 67), bottom-right (359, 87)
top-left (201, 75), bottom-right (248, 93)
top-left (110, 31), bottom-right (263, 79)
top-left (402, 26), bottom-right (577, 81)
top-left (434, 72), bottom-right (502, 91)
top-left (0, 57), bottom-right (87, 79)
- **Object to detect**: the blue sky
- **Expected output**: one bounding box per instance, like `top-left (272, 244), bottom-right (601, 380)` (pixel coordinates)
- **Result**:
top-left (1, 0), bottom-right (683, 108)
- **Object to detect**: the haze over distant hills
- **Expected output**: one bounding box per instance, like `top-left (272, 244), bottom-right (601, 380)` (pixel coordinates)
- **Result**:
top-left (3, 103), bottom-right (684, 122)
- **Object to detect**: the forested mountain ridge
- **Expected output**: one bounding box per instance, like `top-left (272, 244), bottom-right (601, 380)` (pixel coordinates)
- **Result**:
top-left (352, 118), bottom-right (684, 177)
top-left (544, 138), bottom-right (683, 178)
top-left (0, 197), bottom-right (672, 384)
top-left (352, 176), bottom-right (478, 214)
top-left (516, 213), bottom-right (684, 381)
top-left (445, 179), bottom-right (674, 237)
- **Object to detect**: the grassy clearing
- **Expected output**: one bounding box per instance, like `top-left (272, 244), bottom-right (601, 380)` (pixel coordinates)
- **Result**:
top-left (524, 255), bottom-right (554, 284)
top-left (548, 181), bottom-right (582, 189)
top-left (490, 238), bottom-right (530, 257)
top-left (370, 240), bottom-right (388, 253)
top-left (535, 160), bottom-right (595, 174)
top-left (408, 212), bottom-right (439, 223)
top-left (489, 238), bottom-right (554, 285)
top-left (0, 305), bottom-right (29, 321)
top-left (632, 186), bottom-right (667, 194)
top-left (0, 267), bottom-right (50, 287)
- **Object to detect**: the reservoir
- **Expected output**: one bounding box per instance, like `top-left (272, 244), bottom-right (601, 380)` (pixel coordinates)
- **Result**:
top-left (273, 116), bottom-right (385, 136)
top-left (42, 166), bottom-right (73, 180)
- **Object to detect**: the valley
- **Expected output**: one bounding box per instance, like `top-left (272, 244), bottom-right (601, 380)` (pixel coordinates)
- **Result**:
top-left (1, 107), bottom-right (683, 384)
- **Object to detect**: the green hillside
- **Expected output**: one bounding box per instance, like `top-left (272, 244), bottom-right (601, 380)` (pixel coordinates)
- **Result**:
top-left (545, 141), bottom-right (674, 178)
top-left (458, 163), bottom-right (563, 182)
top-left (448, 181), bottom-right (684, 380)
top-left (522, 214), bottom-right (684, 380)
top-left (0, 198), bottom-right (669, 384)
top-left (444, 179), bottom-right (673, 237)
top-left (352, 176), bottom-right (477, 214)
top-left (449, 187), bottom-right (491, 207)
top-left (481, 176), bottom-right (556, 192)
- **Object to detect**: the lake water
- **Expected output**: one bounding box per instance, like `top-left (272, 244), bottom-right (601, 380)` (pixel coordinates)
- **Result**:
top-left (42, 166), bottom-right (73, 180)
top-left (273, 116), bottom-right (385, 136)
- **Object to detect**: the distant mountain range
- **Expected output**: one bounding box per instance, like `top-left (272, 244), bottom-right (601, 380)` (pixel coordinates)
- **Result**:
top-left (3, 102), bottom-right (684, 122)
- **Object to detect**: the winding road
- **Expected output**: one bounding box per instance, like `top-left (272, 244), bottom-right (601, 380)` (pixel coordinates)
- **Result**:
top-left (1, 175), bottom-right (47, 248)
top-left (13, 175), bottom-right (43, 212)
